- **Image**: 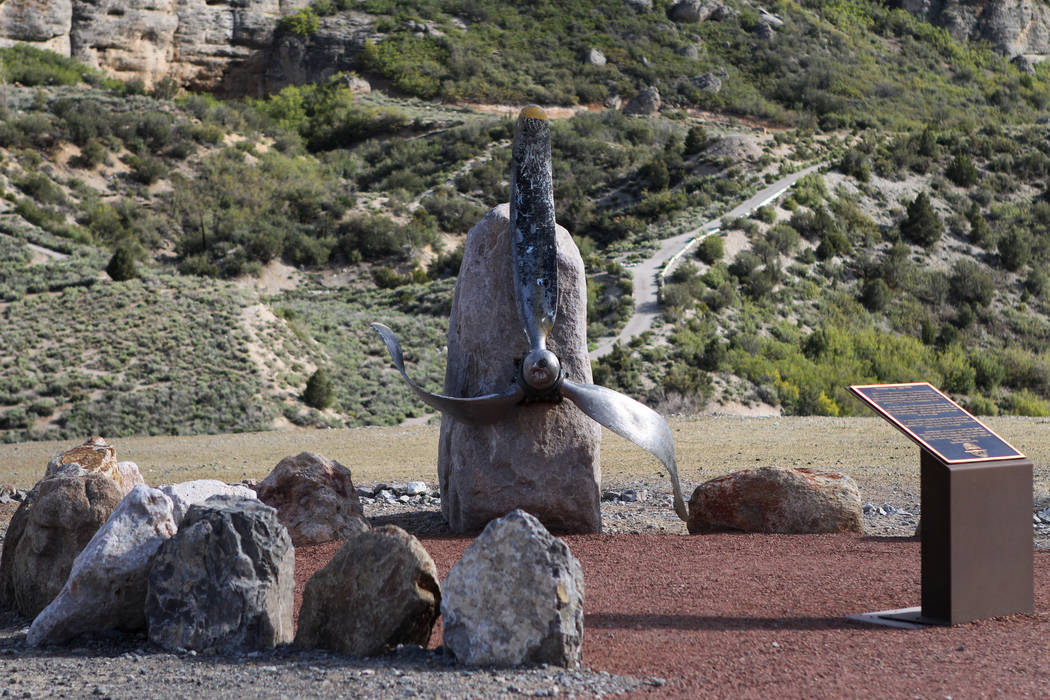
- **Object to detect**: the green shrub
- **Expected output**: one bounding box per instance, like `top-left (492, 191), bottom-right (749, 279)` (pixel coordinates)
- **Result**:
top-left (997, 229), bottom-right (1031, 271)
top-left (697, 235), bottom-right (724, 264)
top-left (860, 278), bottom-right (891, 311)
top-left (106, 246), bottom-right (138, 282)
top-left (948, 259), bottom-right (994, 306)
top-left (278, 7), bottom-right (321, 37)
top-left (900, 192), bottom-right (942, 248)
top-left (945, 154), bottom-right (978, 187)
top-left (302, 368), bottom-right (334, 410)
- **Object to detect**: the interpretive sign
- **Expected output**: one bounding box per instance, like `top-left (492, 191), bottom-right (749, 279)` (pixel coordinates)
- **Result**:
top-left (847, 380), bottom-right (1033, 627)
top-left (848, 382), bottom-right (1023, 464)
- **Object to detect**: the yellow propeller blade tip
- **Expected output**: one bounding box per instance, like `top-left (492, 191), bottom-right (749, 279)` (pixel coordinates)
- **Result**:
top-left (519, 105), bottom-right (548, 121)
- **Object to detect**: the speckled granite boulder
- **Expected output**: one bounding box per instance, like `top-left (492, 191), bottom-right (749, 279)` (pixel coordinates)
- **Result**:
top-left (295, 526), bottom-right (440, 656)
top-left (687, 467), bottom-right (863, 535)
top-left (438, 204), bottom-right (601, 534)
top-left (441, 510), bottom-right (584, 668)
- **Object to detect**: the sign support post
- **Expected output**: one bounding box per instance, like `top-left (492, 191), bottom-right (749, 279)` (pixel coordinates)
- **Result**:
top-left (848, 382), bottom-right (1033, 626)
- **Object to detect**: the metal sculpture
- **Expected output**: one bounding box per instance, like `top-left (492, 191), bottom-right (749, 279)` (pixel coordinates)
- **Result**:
top-left (372, 106), bottom-right (688, 521)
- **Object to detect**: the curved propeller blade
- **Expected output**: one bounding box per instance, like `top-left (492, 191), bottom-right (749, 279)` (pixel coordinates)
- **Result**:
top-left (371, 323), bottom-right (524, 425)
top-left (510, 106), bottom-right (559, 351)
top-left (561, 379), bottom-right (688, 521)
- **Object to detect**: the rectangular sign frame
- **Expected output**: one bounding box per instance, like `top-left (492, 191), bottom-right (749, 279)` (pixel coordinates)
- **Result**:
top-left (848, 382), bottom-right (1024, 464)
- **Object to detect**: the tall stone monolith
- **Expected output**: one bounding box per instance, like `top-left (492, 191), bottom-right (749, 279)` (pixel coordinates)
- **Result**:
top-left (438, 203), bottom-right (601, 534)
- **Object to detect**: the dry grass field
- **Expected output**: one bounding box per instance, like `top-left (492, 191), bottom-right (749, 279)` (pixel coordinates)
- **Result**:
top-left (3, 416), bottom-right (1048, 507)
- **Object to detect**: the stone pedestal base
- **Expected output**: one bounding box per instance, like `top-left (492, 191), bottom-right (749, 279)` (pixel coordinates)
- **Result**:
top-left (438, 205), bottom-right (601, 533)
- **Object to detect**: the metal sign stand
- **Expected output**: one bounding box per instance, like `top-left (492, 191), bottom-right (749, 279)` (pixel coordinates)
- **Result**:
top-left (847, 383), bottom-right (1034, 627)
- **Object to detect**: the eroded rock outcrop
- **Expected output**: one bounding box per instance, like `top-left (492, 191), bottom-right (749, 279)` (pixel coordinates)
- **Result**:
top-left (901, 0), bottom-right (1050, 60)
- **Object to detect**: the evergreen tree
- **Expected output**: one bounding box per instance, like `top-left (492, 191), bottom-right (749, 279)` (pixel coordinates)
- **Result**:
top-left (302, 368), bottom-right (334, 409)
top-left (900, 192), bottom-right (942, 248)
top-left (105, 246), bottom-right (137, 281)
top-left (945, 154), bottom-right (978, 187)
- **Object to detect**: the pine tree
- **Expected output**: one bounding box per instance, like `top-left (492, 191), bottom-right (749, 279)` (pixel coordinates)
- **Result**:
top-left (302, 368), bottom-right (334, 410)
top-left (105, 246), bottom-right (137, 281)
top-left (900, 192), bottom-right (942, 248)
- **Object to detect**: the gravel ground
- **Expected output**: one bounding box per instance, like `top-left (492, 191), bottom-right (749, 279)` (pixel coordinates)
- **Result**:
top-left (1, 416), bottom-right (1048, 697)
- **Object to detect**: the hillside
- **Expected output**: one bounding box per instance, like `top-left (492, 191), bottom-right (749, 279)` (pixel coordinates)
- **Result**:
top-left (2, 0), bottom-right (1050, 443)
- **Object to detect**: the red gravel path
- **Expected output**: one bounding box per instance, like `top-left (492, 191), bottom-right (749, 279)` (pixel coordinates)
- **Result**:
top-left (296, 535), bottom-right (1050, 698)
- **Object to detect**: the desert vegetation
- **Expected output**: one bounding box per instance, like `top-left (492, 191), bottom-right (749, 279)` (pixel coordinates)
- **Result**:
top-left (2, 0), bottom-right (1050, 442)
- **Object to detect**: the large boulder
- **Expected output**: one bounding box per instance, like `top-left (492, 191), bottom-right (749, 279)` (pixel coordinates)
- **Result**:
top-left (668, 0), bottom-right (715, 23)
top-left (45, 436), bottom-right (144, 496)
top-left (256, 452), bottom-right (367, 545)
top-left (160, 479), bottom-right (257, 525)
top-left (0, 473), bottom-right (123, 617)
top-left (687, 467), bottom-right (864, 535)
top-left (441, 510), bottom-right (584, 668)
top-left (27, 485), bottom-right (177, 646)
top-left (622, 86), bottom-right (661, 115)
top-left (295, 526), bottom-right (440, 656)
top-left (438, 204), bottom-right (602, 534)
top-left (145, 495), bottom-right (294, 652)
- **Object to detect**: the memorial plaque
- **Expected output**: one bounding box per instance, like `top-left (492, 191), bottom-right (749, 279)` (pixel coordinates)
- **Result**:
top-left (849, 382), bottom-right (1022, 464)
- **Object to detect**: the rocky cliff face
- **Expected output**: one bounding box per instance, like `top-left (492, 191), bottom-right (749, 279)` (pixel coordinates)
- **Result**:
top-left (898, 0), bottom-right (1050, 62)
top-left (0, 0), bottom-right (369, 94)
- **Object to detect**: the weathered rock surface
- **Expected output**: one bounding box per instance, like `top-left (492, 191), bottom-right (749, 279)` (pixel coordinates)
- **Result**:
top-left (145, 495), bottom-right (294, 652)
top-left (623, 86), bottom-right (662, 115)
top-left (438, 204), bottom-right (602, 534)
top-left (159, 479), bottom-right (257, 525)
top-left (585, 48), bottom-right (607, 66)
top-left (44, 437), bottom-right (144, 496)
top-left (295, 525), bottom-right (440, 656)
top-left (256, 452), bottom-right (367, 545)
top-left (0, 473), bottom-right (123, 617)
top-left (900, 0), bottom-right (1050, 59)
top-left (687, 467), bottom-right (864, 535)
top-left (27, 485), bottom-right (177, 646)
top-left (0, 0), bottom-right (364, 93)
top-left (441, 510), bottom-right (584, 668)
top-left (668, 0), bottom-right (714, 23)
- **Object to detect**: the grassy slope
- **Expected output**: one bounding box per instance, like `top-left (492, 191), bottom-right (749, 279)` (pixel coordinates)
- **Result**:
top-left (2, 0), bottom-right (1050, 442)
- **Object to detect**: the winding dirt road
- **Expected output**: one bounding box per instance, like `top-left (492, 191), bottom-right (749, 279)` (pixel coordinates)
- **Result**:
top-left (591, 164), bottom-right (824, 359)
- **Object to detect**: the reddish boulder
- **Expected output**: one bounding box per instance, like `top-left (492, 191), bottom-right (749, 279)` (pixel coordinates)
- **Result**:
top-left (687, 467), bottom-right (863, 535)
top-left (256, 452), bottom-right (366, 545)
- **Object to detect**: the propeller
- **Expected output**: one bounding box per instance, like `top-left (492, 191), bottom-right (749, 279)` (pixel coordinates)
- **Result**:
top-left (371, 106), bottom-right (688, 521)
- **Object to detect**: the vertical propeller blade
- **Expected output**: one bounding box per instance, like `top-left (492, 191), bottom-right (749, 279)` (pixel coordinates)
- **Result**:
top-left (371, 323), bottom-right (524, 425)
top-left (560, 379), bottom-right (689, 521)
top-left (510, 106), bottom-right (559, 351)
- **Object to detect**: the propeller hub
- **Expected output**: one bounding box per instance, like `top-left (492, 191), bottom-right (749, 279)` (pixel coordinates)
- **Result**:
top-left (520, 348), bottom-right (562, 396)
